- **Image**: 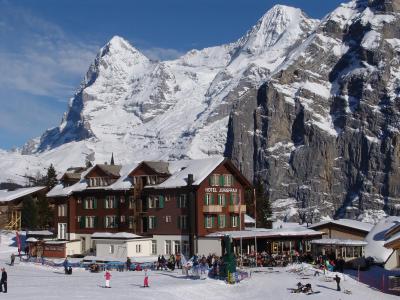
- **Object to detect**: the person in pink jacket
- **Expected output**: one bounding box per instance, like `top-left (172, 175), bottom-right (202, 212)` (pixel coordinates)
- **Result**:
top-left (143, 268), bottom-right (149, 287)
top-left (104, 270), bottom-right (112, 288)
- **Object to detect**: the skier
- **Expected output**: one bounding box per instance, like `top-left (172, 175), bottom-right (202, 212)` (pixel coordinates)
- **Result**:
top-left (10, 253), bottom-right (15, 266)
top-left (0, 268), bottom-right (7, 293)
top-left (334, 274), bottom-right (341, 291)
top-left (104, 270), bottom-right (112, 288)
top-left (143, 268), bottom-right (149, 287)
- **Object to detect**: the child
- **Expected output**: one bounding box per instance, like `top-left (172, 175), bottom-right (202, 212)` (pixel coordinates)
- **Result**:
top-left (104, 270), bottom-right (112, 288)
top-left (143, 268), bottom-right (149, 287)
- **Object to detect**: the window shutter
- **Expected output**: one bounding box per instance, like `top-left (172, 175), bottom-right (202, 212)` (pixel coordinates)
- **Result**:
top-left (94, 198), bottom-right (97, 209)
top-left (159, 195), bottom-right (164, 208)
top-left (154, 217), bottom-right (157, 228)
top-left (232, 176), bottom-right (235, 186)
top-left (114, 197), bottom-right (118, 208)
top-left (211, 194), bottom-right (215, 205)
top-left (218, 215), bottom-right (220, 228)
top-left (230, 193), bottom-right (233, 205)
top-left (94, 216), bottom-right (98, 228)
top-left (220, 175), bottom-right (224, 186)
top-left (177, 217), bottom-right (181, 229)
top-left (83, 199), bottom-right (86, 210)
top-left (209, 176), bottom-right (212, 186)
top-left (79, 216), bottom-right (85, 229)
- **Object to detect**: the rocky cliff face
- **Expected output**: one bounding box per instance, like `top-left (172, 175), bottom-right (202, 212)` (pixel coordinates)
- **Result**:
top-left (226, 0), bottom-right (400, 222)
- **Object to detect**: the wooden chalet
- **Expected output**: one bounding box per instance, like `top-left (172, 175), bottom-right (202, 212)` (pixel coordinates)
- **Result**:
top-left (0, 186), bottom-right (47, 230)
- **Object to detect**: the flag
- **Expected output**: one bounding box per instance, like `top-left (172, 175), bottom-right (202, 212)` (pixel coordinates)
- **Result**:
top-left (16, 232), bottom-right (21, 254)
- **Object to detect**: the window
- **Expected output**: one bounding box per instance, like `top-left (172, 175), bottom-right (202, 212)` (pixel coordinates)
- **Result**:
top-left (147, 176), bottom-right (157, 185)
top-left (58, 204), bottom-right (67, 217)
top-left (104, 196), bottom-right (117, 208)
top-left (178, 215), bottom-right (188, 230)
top-left (105, 216), bottom-right (117, 228)
top-left (83, 216), bottom-right (96, 228)
top-left (230, 193), bottom-right (240, 205)
top-left (174, 241), bottom-right (181, 254)
top-left (165, 240), bottom-right (172, 255)
top-left (218, 215), bottom-right (226, 228)
top-left (120, 196), bottom-right (125, 204)
top-left (178, 194), bottom-right (187, 208)
top-left (128, 196), bottom-right (135, 209)
top-left (204, 215), bottom-right (214, 229)
top-left (148, 196), bottom-right (158, 208)
top-left (58, 223), bottom-right (67, 239)
top-left (109, 245), bottom-right (114, 254)
top-left (230, 215), bottom-right (239, 228)
top-left (149, 216), bottom-right (157, 229)
top-left (224, 174), bottom-right (233, 186)
top-left (182, 241), bottom-right (189, 256)
top-left (210, 174), bottom-right (220, 186)
top-left (165, 216), bottom-right (172, 223)
top-left (151, 240), bottom-right (157, 255)
top-left (120, 215), bottom-right (126, 223)
top-left (128, 216), bottom-right (134, 229)
top-left (84, 197), bottom-right (96, 209)
top-left (204, 193), bottom-right (213, 205)
top-left (217, 194), bottom-right (226, 206)
top-left (136, 244), bottom-right (141, 253)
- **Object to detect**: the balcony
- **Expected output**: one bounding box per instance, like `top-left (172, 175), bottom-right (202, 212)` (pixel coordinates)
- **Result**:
top-left (203, 205), bottom-right (223, 213)
top-left (228, 205), bottom-right (246, 213)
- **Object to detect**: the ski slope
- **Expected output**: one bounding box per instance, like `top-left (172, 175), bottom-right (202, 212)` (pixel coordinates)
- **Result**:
top-left (0, 232), bottom-right (397, 299)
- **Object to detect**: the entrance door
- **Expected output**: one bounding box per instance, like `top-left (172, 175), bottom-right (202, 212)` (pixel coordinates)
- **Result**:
top-left (81, 237), bottom-right (86, 254)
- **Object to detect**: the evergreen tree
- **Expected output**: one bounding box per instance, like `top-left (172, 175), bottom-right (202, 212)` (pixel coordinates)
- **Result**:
top-left (21, 196), bottom-right (38, 229)
top-left (37, 195), bottom-right (53, 229)
top-left (255, 180), bottom-right (272, 228)
top-left (46, 164), bottom-right (58, 189)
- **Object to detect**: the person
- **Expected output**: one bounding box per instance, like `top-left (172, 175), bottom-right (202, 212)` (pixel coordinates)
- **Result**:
top-left (104, 270), bottom-right (112, 288)
top-left (126, 257), bottom-right (131, 271)
top-left (63, 257), bottom-right (69, 274)
top-left (175, 253), bottom-right (181, 269)
top-left (157, 255), bottom-right (162, 270)
top-left (143, 268), bottom-right (149, 287)
top-left (0, 268), bottom-right (7, 293)
top-left (334, 274), bottom-right (341, 291)
top-left (10, 253), bottom-right (15, 266)
top-left (67, 266), bottom-right (73, 275)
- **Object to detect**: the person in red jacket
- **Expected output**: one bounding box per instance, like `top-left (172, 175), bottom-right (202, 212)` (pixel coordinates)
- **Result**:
top-left (104, 270), bottom-right (112, 288)
top-left (143, 268), bottom-right (149, 288)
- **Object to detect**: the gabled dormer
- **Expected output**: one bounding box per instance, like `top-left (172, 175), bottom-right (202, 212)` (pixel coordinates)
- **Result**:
top-left (60, 167), bottom-right (86, 187)
top-left (85, 164), bottom-right (122, 187)
top-left (128, 161), bottom-right (170, 188)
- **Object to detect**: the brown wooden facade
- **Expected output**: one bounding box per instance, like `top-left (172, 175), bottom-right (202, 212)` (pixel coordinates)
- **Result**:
top-left (50, 159), bottom-right (252, 255)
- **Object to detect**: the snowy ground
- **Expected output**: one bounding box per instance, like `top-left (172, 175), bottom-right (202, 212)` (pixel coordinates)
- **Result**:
top-left (0, 232), bottom-right (398, 299)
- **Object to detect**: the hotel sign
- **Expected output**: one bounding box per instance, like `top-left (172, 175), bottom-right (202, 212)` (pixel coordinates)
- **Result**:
top-left (205, 187), bottom-right (238, 193)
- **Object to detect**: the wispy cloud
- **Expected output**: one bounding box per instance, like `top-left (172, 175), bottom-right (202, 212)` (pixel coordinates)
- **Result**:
top-left (0, 1), bottom-right (98, 101)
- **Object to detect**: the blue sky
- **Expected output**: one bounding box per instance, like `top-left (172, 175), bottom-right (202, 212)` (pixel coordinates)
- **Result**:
top-left (0, 0), bottom-right (345, 149)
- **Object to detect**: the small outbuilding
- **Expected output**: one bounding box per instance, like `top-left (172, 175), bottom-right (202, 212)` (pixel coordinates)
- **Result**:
top-left (91, 232), bottom-right (152, 259)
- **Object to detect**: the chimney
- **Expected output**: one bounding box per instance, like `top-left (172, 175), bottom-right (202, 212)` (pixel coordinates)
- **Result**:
top-left (187, 174), bottom-right (194, 186)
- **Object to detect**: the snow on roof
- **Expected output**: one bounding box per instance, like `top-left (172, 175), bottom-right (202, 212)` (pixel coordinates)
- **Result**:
top-left (272, 220), bottom-right (304, 229)
top-left (310, 238), bottom-right (367, 246)
top-left (91, 232), bottom-right (143, 239)
top-left (365, 216), bottom-right (400, 263)
top-left (27, 230), bottom-right (54, 236)
top-left (207, 227), bottom-right (322, 239)
top-left (0, 186), bottom-right (46, 202)
top-left (244, 214), bottom-right (255, 224)
top-left (308, 219), bottom-right (374, 232)
top-left (150, 157), bottom-right (225, 189)
top-left (384, 231), bottom-right (400, 248)
top-left (26, 237), bottom-right (38, 242)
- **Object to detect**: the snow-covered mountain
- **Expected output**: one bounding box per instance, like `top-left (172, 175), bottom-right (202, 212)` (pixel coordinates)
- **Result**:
top-left (0, 5), bottom-right (318, 183)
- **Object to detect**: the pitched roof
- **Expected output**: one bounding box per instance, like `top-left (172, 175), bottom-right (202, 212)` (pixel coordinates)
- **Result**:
top-left (308, 219), bottom-right (373, 233)
top-left (0, 186), bottom-right (46, 202)
top-left (310, 238), bottom-right (368, 246)
top-left (91, 232), bottom-right (144, 239)
top-left (96, 164), bottom-right (122, 177)
top-left (143, 161), bottom-right (170, 175)
top-left (148, 157), bottom-right (225, 189)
